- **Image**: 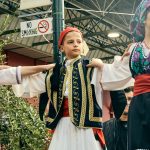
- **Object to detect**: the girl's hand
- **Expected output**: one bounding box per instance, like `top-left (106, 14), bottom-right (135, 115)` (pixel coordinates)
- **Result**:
top-left (44, 64), bottom-right (55, 70)
top-left (121, 44), bottom-right (132, 61)
top-left (0, 65), bottom-right (11, 70)
top-left (87, 58), bottom-right (104, 69)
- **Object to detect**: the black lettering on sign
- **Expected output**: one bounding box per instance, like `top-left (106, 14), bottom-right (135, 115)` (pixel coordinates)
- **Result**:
top-left (21, 29), bottom-right (37, 37)
top-left (26, 22), bottom-right (32, 28)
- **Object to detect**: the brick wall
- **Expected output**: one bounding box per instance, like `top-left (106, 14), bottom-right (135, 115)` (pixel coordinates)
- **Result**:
top-left (6, 51), bottom-right (46, 66)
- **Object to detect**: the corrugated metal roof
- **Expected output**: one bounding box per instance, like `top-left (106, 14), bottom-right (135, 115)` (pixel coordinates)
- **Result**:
top-left (0, 0), bottom-right (142, 63)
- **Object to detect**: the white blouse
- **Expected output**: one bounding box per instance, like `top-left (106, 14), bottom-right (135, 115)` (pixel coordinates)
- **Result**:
top-left (0, 66), bottom-right (21, 85)
top-left (101, 44), bottom-right (135, 90)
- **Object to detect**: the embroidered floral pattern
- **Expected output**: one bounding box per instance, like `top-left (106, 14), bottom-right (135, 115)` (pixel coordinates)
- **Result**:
top-left (131, 43), bottom-right (150, 77)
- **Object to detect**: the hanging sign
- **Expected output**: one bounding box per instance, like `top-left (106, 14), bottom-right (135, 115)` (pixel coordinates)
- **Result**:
top-left (20, 18), bottom-right (53, 38)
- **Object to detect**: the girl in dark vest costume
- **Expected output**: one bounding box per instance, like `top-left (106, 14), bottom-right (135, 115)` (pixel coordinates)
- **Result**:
top-left (13, 27), bottom-right (106, 150)
top-left (88, 0), bottom-right (150, 149)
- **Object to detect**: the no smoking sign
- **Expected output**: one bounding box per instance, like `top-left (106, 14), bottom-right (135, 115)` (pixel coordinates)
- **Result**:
top-left (21, 18), bottom-right (53, 37)
top-left (38, 20), bottom-right (50, 33)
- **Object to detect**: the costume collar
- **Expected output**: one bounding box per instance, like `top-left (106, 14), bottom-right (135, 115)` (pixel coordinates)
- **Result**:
top-left (64, 56), bottom-right (81, 66)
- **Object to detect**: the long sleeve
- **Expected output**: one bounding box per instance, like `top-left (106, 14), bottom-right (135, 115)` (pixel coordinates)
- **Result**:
top-left (101, 44), bottom-right (136, 90)
top-left (91, 68), bottom-right (103, 109)
top-left (91, 44), bottom-right (136, 116)
top-left (12, 72), bottom-right (46, 98)
top-left (0, 67), bottom-right (21, 85)
top-left (91, 61), bottom-right (132, 106)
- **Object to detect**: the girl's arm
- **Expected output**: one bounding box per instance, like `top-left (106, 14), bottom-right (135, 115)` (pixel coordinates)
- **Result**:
top-left (89, 44), bottom-right (136, 91)
top-left (87, 44), bottom-right (132, 69)
top-left (0, 64), bottom-right (55, 85)
top-left (21, 64), bottom-right (55, 76)
top-left (0, 65), bottom-right (11, 70)
top-left (87, 58), bottom-right (104, 69)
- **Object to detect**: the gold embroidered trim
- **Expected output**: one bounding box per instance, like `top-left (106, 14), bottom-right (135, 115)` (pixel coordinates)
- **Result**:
top-left (61, 71), bottom-right (68, 104)
top-left (69, 56), bottom-right (81, 66)
top-left (87, 68), bottom-right (102, 122)
top-left (46, 70), bottom-right (53, 101)
top-left (46, 68), bottom-right (68, 123)
top-left (56, 67), bottom-right (68, 113)
top-left (53, 92), bottom-right (57, 111)
top-left (47, 117), bottom-right (54, 123)
top-left (67, 65), bottom-right (73, 122)
top-left (67, 57), bottom-right (81, 123)
top-left (78, 63), bottom-right (87, 126)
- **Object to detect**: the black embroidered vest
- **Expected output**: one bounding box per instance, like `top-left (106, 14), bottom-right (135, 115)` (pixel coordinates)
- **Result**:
top-left (44, 57), bottom-right (102, 130)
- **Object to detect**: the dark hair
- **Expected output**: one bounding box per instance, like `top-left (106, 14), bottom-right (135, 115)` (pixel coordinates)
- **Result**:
top-left (124, 87), bottom-right (133, 93)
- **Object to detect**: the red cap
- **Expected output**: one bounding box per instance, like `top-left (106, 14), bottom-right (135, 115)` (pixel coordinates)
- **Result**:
top-left (58, 27), bottom-right (82, 48)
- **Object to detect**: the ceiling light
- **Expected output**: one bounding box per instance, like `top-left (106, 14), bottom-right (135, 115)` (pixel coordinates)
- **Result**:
top-left (107, 31), bottom-right (120, 38)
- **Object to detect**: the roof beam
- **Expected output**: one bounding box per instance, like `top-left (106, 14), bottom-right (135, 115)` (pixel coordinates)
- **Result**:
top-left (84, 32), bottom-right (105, 38)
top-left (65, 0), bottom-right (131, 36)
top-left (0, 5), bottom-right (18, 16)
top-left (4, 46), bottom-right (24, 51)
top-left (65, 15), bottom-right (95, 23)
top-left (32, 40), bottom-right (53, 47)
top-left (100, 56), bottom-right (114, 60)
top-left (87, 42), bottom-right (115, 55)
top-left (104, 42), bottom-right (131, 48)
top-left (0, 29), bottom-right (20, 35)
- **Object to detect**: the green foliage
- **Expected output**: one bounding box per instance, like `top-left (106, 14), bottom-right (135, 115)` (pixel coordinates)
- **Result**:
top-left (0, 14), bottom-right (12, 64)
top-left (0, 14), bottom-right (50, 150)
top-left (0, 39), bottom-right (6, 64)
top-left (0, 86), bottom-right (49, 150)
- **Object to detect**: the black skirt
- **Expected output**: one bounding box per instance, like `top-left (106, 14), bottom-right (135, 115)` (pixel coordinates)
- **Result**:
top-left (128, 92), bottom-right (150, 150)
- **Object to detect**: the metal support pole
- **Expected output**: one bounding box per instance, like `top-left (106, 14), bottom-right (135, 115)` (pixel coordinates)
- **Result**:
top-left (52, 0), bottom-right (65, 63)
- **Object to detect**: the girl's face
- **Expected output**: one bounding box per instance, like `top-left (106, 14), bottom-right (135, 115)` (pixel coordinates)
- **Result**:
top-left (60, 31), bottom-right (83, 60)
top-left (145, 11), bottom-right (150, 35)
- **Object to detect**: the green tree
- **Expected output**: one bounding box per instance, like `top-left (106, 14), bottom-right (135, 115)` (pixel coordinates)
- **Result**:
top-left (0, 15), bottom-right (49, 150)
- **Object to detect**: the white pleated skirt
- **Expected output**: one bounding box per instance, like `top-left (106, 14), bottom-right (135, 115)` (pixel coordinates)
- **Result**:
top-left (48, 117), bottom-right (103, 150)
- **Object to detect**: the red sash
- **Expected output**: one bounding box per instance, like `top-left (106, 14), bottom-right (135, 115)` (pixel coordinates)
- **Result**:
top-left (134, 74), bottom-right (150, 96)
